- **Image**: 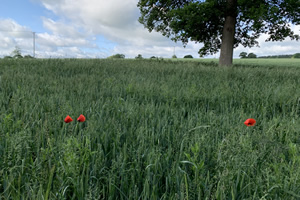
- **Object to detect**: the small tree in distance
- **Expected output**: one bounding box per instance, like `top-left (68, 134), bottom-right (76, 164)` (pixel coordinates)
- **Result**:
top-left (184, 55), bottom-right (193, 58)
top-left (239, 52), bottom-right (247, 58)
top-left (11, 46), bottom-right (23, 58)
top-left (108, 54), bottom-right (125, 59)
top-left (135, 54), bottom-right (143, 59)
top-left (248, 53), bottom-right (257, 58)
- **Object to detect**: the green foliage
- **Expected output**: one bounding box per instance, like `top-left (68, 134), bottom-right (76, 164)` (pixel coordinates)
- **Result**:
top-left (108, 54), bottom-right (125, 59)
top-left (239, 52), bottom-right (257, 59)
top-left (1, 58), bottom-right (300, 199)
top-left (24, 55), bottom-right (34, 59)
top-left (294, 53), bottom-right (300, 58)
top-left (5, 47), bottom-right (33, 59)
top-left (172, 54), bottom-right (177, 58)
top-left (11, 46), bottom-right (22, 58)
top-left (137, 0), bottom-right (300, 56)
top-left (239, 52), bottom-right (247, 58)
top-left (135, 54), bottom-right (143, 59)
top-left (13, 55), bottom-right (23, 59)
top-left (184, 55), bottom-right (193, 58)
top-left (247, 52), bottom-right (257, 58)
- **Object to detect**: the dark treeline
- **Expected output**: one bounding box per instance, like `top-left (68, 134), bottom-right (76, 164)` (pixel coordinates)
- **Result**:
top-left (259, 53), bottom-right (300, 59)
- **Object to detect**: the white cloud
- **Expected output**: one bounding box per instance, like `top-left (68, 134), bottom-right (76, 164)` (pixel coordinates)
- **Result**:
top-left (40, 0), bottom-right (139, 29)
top-left (0, 18), bottom-right (32, 37)
top-left (0, 18), bottom-right (101, 58)
top-left (0, 18), bottom-right (34, 56)
top-left (37, 0), bottom-right (185, 58)
top-left (42, 18), bottom-right (85, 38)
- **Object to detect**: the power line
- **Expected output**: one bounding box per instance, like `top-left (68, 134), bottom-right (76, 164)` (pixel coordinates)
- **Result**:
top-left (0, 30), bottom-right (33, 33)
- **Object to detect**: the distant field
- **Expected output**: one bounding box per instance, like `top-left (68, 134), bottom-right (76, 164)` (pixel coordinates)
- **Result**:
top-left (1, 58), bottom-right (300, 199)
top-left (233, 58), bottom-right (300, 67)
top-left (173, 58), bottom-right (300, 68)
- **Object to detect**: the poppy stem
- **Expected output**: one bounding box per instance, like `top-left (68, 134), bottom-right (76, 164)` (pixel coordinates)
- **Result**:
top-left (63, 124), bottom-right (67, 138)
top-left (65, 123), bottom-right (71, 137)
top-left (74, 123), bottom-right (79, 135)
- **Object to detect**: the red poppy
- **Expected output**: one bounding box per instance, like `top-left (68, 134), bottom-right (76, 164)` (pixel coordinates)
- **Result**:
top-left (64, 115), bottom-right (73, 123)
top-left (244, 118), bottom-right (256, 126)
top-left (77, 114), bottom-right (86, 122)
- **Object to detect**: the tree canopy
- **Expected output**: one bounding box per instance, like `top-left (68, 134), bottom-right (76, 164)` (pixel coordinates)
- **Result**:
top-left (247, 53), bottom-right (257, 58)
top-left (138, 0), bottom-right (300, 66)
top-left (239, 52), bottom-right (247, 58)
top-left (11, 46), bottom-right (23, 58)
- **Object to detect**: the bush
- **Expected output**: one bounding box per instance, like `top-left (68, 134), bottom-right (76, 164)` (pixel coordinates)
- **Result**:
top-left (294, 53), bottom-right (300, 58)
top-left (108, 54), bottom-right (125, 59)
top-left (13, 55), bottom-right (23, 59)
top-left (24, 55), bottom-right (34, 59)
top-left (135, 54), bottom-right (143, 59)
top-left (184, 55), bottom-right (193, 58)
top-left (172, 55), bottom-right (177, 59)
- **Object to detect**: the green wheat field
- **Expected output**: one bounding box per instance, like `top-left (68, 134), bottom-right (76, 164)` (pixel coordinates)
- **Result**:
top-left (1, 58), bottom-right (300, 199)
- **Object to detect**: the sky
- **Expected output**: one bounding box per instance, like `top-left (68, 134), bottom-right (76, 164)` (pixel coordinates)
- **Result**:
top-left (0, 0), bottom-right (299, 59)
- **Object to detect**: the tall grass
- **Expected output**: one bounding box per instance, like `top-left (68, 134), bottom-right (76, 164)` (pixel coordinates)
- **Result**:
top-left (0, 58), bottom-right (300, 199)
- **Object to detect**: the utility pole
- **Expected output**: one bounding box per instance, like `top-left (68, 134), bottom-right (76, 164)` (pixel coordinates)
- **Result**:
top-left (33, 32), bottom-right (36, 57)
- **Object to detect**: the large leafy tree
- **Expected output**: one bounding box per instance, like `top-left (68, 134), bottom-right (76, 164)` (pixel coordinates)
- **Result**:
top-left (137, 0), bottom-right (300, 66)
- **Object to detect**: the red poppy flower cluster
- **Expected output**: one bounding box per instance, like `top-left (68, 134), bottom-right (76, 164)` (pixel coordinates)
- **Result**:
top-left (64, 115), bottom-right (73, 123)
top-left (77, 114), bottom-right (86, 122)
top-left (244, 118), bottom-right (256, 126)
top-left (64, 114), bottom-right (86, 123)
top-left (65, 115), bottom-right (255, 127)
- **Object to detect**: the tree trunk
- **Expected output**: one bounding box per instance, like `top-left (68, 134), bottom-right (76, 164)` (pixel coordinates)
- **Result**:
top-left (219, 0), bottom-right (237, 67)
